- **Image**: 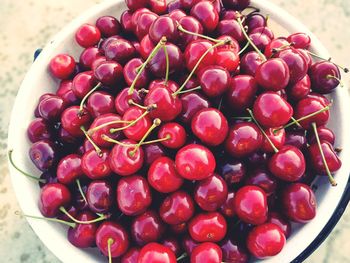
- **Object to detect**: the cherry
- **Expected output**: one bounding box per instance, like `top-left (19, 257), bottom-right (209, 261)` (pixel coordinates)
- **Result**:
top-left (158, 122), bottom-right (186, 149)
top-left (264, 37), bottom-right (289, 57)
top-left (219, 191), bottom-right (236, 217)
top-left (96, 16), bottom-right (121, 37)
top-left (61, 106), bottom-right (91, 137)
top-left (37, 95), bottom-right (65, 122)
top-left (309, 61), bottom-right (342, 94)
top-left (249, 33), bottom-right (271, 51)
top-left (281, 183), bottom-right (317, 223)
top-left (225, 122), bottom-right (263, 158)
top-left (138, 243), bottom-right (177, 263)
top-left (234, 185), bottom-right (268, 225)
top-left (72, 181), bottom-right (89, 211)
top-left (169, 9), bottom-right (186, 21)
top-left (190, 1), bottom-right (219, 33)
top-left (188, 212), bottom-right (227, 242)
top-left (29, 140), bottom-right (57, 171)
top-left (240, 51), bottom-right (264, 76)
top-left (198, 66), bottom-right (230, 98)
top-left (297, 48), bottom-right (312, 68)
top-left (82, 149), bottom-right (112, 179)
top-left (261, 128), bottom-right (286, 153)
top-left (194, 174), bottom-right (228, 212)
top-left (170, 222), bottom-right (187, 235)
top-left (121, 247), bottom-right (140, 263)
top-left (149, 79), bottom-right (179, 93)
top-left (86, 180), bottom-right (113, 213)
top-left (109, 139), bottom-right (144, 176)
top-left (253, 92), bottom-right (293, 128)
top-left (251, 26), bottom-right (275, 40)
top-left (215, 37), bottom-right (240, 72)
top-left (287, 74), bottom-right (311, 101)
top-left (123, 58), bottom-right (150, 89)
top-left (125, 0), bottom-right (148, 11)
top-left (104, 38), bottom-right (136, 65)
top-left (148, 156), bottom-right (184, 193)
top-left (95, 221), bottom-right (129, 258)
top-left (217, 20), bottom-right (244, 43)
top-left (49, 54), bottom-right (76, 80)
top-left (86, 91), bottom-right (115, 118)
top-left (75, 24), bottom-right (101, 48)
top-left (180, 0), bottom-right (200, 9)
top-left (180, 92), bottom-right (210, 123)
top-left (135, 12), bottom-right (159, 40)
top-left (246, 13), bottom-right (266, 31)
top-left (140, 35), bottom-right (156, 59)
top-left (93, 61), bottom-right (123, 86)
top-left (191, 242), bottom-right (222, 263)
top-left (150, 0), bottom-right (167, 14)
top-left (182, 235), bottom-right (199, 254)
top-left (184, 40), bottom-right (217, 73)
top-left (122, 107), bottom-right (152, 141)
top-left (91, 56), bottom-right (107, 71)
top-left (247, 223), bottom-right (286, 259)
top-left (162, 238), bottom-right (181, 256)
top-left (175, 144), bottom-right (216, 180)
top-left (114, 87), bottom-right (142, 115)
top-left (27, 118), bottom-right (52, 143)
top-left (131, 8), bottom-right (152, 31)
top-left (255, 58), bottom-right (290, 91)
top-left (56, 80), bottom-right (79, 106)
top-left (72, 71), bottom-right (96, 99)
top-left (221, 238), bottom-right (249, 263)
top-left (131, 210), bottom-right (165, 245)
top-left (56, 154), bottom-right (83, 185)
top-left (149, 16), bottom-right (178, 44)
top-left (306, 92), bottom-right (331, 106)
top-left (178, 16), bottom-right (204, 47)
top-left (160, 190), bottom-right (194, 225)
top-left (267, 212), bottom-right (291, 238)
top-left (143, 143), bottom-right (165, 166)
top-left (220, 160), bottom-right (246, 186)
top-left (287, 32), bottom-right (311, 49)
top-left (39, 183), bottom-right (71, 217)
top-left (226, 75), bottom-right (258, 112)
top-left (307, 126), bottom-right (335, 145)
top-left (285, 130), bottom-right (307, 150)
top-left (246, 168), bottom-right (278, 196)
top-left (117, 175), bottom-right (152, 216)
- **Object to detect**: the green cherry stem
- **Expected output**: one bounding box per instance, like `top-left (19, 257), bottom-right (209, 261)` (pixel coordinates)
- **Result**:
top-left (238, 41), bottom-right (250, 55)
top-left (175, 86), bottom-right (202, 95)
top-left (291, 117), bottom-right (302, 128)
top-left (176, 22), bottom-right (221, 43)
top-left (163, 45), bottom-right (170, 85)
top-left (102, 135), bottom-right (137, 147)
top-left (307, 51), bottom-right (349, 73)
top-left (59, 207), bottom-right (108, 224)
top-left (15, 211), bottom-right (76, 228)
top-left (176, 253), bottom-right (188, 262)
top-left (232, 116), bottom-right (253, 120)
top-left (128, 37), bottom-right (167, 95)
top-left (79, 82), bottom-right (102, 115)
top-left (128, 99), bottom-right (148, 110)
top-left (311, 122), bottom-right (337, 186)
top-left (107, 238), bottom-right (114, 263)
top-left (139, 135), bottom-right (171, 145)
top-left (76, 179), bottom-right (87, 204)
top-left (326, 75), bottom-right (344, 88)
top-left (247, 108), bottom-right (279, 153)
top-left (8, 150), bottom-right (46, 183)
top-left (87, 120), bottom-right (131, 136)
top-left (81, 126), bottom-right (102, 156)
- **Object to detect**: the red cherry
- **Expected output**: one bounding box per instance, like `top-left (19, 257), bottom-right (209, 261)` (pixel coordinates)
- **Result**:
top-left (198, 66), bottom-right (230, 98)
top-left (287, 32), bottom-right (311, 49)
top-left (61, 106), bottom-right (91, 137)
top-left (68, 211), bottom-right (98, 248)
top-left (215, 40), bottom-right (240, 72)
top-left (82, 149), bottom-right (112, 180)
top-left (138, 243), bottom-right (177, 263)
top-left (185, 40), bottom-right (217, 73)
top-left (143, 143), bottom-right (165, 166)
top-left (246, 13), bottom-right (267, 31)
top-left (122, 107), bottom-right (152, 141)
top-left (221, 238), bottom-right (249, 263)
top-left (308, 140), bottom-right (341, 174)
top-left (191, 242), bottom-right (222, 263)
top-left (307, 126), bottom-right (335, 145)
top-left (75, 24), bottom-right (101, 48)
top-left (149, 79), bottom-right (179, 93)
top-left (220, 160), bottom-right (247, 186)
top-left (57, 154), bottom-right (83, 185)
top-left (121, 247), bottom-right (140, 263)
top-left (114, 87), bottom-right (142, 115)
top-left (287, 74), bottom-right (311, 101)
top-left (86, 180), bottom-right (113, 213)
top-left (245, 168), bottom-right (278, 196)
top-left (96, 16), bottom-right (121, 37)
top-left (267, 212), bottom-right (292, 238)
top-left (190, 1), bottom-right (219, 33)
top-left (86, 91), bottom-right (116, 118)
top-left (140, 35), bottom-right (155, 60)
top-left (79, 47), bottom-right (103, 70)
top-left (49, 54), bottom-right (76, 80)
top-left (248, 33), bottom-right (271, 51)
top-left (309, 61), bottom-right (342, 94)
top-left (72, 71), bottom-right (96, 99)
top-left (125, 0), bottom-right (148, 11)
top-left (240, 51), bottom-right (264, 76)
top-left (178, 16), bottom-right (204, 47)
top-left (264, 37), bottom-right (290, 58)
top-left (217, 20), bottom-right (244, 43)
top-left (251, 26), bottom-right (275, 39)
top-left (27, 118), bottom-right (51, 143)
top-left (123, 58), bottom-right (150, 89)
top-left (158, 122), bottom-right (186, 149)
top-left (104, 38), bottom-right (136, 65)
top-left (131, 8), bottom-right (152, 30)
top-left (180, 0), bottom-right (200, 9)
top-left (294, 97), bottom-right (329, 129)
top-left (56, 80), bottom-right (79, 106)
top-left (162, 238), bottom-right (181, 256)
top-left (182, 235), bottom-right (199, 254)
top-left (180, 92), bottom-right (210, 124)
top-left (285, 130), bottom-right (307, 150)
top-left (135, 12), bottom-right (159, 40)
top-left (39, 183), bottom-right (71, 217)
top-left (149, 0), bottom-right (167, 14)
top-left (93, 61), bottom-right (123, 86)
top-left (261, 128), bottom-right (286, 153)
top-left (169, 9), bottom-right (187, 21)
top-left (149, 16), bottom-right (178, 44)
top-left (220, 191), bottom-right (236, 218)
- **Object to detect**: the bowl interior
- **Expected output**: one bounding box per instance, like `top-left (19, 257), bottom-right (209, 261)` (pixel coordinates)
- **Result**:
top-left (7, 0), bottom-right (350, 262)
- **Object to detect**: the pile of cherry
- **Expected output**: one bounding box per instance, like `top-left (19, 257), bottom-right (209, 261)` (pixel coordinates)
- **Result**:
top-left (11, 0), bottom-right (349, 262)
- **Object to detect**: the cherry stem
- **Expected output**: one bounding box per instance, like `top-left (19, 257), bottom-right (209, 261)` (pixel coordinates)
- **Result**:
top-left (8, 150), bottom-right (46, 183)
top-left (107, 238), bottom-right (114, 263)
top-left (326, 75), bottom-right (344, 88)
top-left (87, 120), bottom-right (131, 135)
top-left (175, 86), bottom-right (202, 95)
top-left (176, 253), bottom-right (188, 261)
top-left (291, 117), bottom-right (302, 128)
top-left (128, 99), bottom-right (148, 110)
top-left (141, 135), bottom-right (171, 145)
top-left (217, 97), bottom-right (223, 111)
top-left (15, 211), bottom-right (76, 228)
top-left (233, 116), bottom-right (252, 120)
top-left (59, 207), bottom-right (107, 224)
top-left (163, 45), bottom-right (169, 85)
top-left (238, 41), bottom-right (250, 55)
top-left (76, 179), bottom-right (87, 204)
top-left (128, 37), bottom-right (167, 95)
top-left (81, 126), bottom-right (102, 156)
top-left (311, 122), bottom-right (337, 186)
top-left (271, 44), bottom-right (293, 56)
top-left (307, 51), bottom-right (349, 73)
top-left (102, 135), bottom-right (137, 147)
top-left (79, 82), bottom-right (102, 115)
top-left (174, 39), bottom-right (229, 96)
top-left (247, 108), bottom-right (279, 153)
top-left (176, 22), bottom-right (221, 43)
top-left (237, 17), bottom-right (267, 61)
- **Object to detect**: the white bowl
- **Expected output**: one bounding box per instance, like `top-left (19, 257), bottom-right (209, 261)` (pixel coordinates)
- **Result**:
top-left (7, 0), bottom-right (350, 262)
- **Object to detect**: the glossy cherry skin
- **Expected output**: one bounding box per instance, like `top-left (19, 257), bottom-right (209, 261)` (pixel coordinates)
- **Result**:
top-left (160, 191), bottom-right (195, 225)
top-left (247, 223), bottom-right (286, 259)
top-left (109, 139), bottom-right (144, 176)
top-left (121, 247), bottom-right (140, 263)
top-left (96, 16), bottom-right (121, 37)
top-left (123, 58), bottom-right (149, 89)
top-left (158, 122), bottom-right (186, 149)
top-left (309, 61), bottom-right (341, 94)
top-left (61, 106), bottom-right (91, 137)
top-left (191, 108), bottom-right (228, 146)
top-left (131, 210), bottom-right (165, 245)
top-left (114, 87), bottom-right (142, 115)
top-left (149, 0), bottom-right (167, 14)
top-left (143, 143), bottom-right (165, 166)
top-left (75, 24), bottom-right (101, 48)
top-left (264, 38), bottom-right (290, 58)
top-left (226, 75), bottom-right (258, 112)
top-left (287, 74), bottom-right (311, 101)
top-left (281, 183), bottom-right (317, 223)
top-left (233, 186), bottom-right (268, 225)
top-left (169, 8), bottom-right (186, 20)
top-left (308, 141), bottom-right (342, 174)
top-left (285, 131), bottom-right (307, 150)
top-left (219, 160), bottom-right (246, 186)
top-left (149, 16), bottom-right (178, 44)
top-left (221, 238), bottom-right (249, 263)
top-left (190, 1), bottom-right (219, 33)
top-left (38, 183), bottom-right (71, 217)
top-left (138, 243), bottom-right (177, 263)
top-left (56, 80), bottom-right (79, 106)
top-left (294, 97), bottom-right (329, 129)
top-left (104, 38), bottom-right (136, 64)
top-left (148, 156), bottom-right (183, 193)
top-left (162, 238), bottom-right (181, 256)
top-left (29, 140), bottom-right (57, 171)
top-left (261, 128), bottom-right (286, 153)
top-left (249, 33), bottom-right (271, 51)
top-left (86, 91), bottom-right (115, 118)
top-left (219, 191), bottom-right (236, 218)
top-left (125, 0), bottom-right (148, 11)
top-left (93, 61), bottom-right (123, 86)
top-left (188, 212), bottom-right (227, 242)
top-left (216, 20), bottom-right (244, 43)
top-left (117, 175), bottom-right (152, 216)
top-left (191, 242), bottom-right (222, 263)
top-left (38, 95), bottom-right (65, 121)
top-left (149, 79), bottom-right (179, 93)
top-left (82, 149), bottom-right (112, 179)
top-left (95, 221), bottom-right (129, 258)
top-left (255, 58), bottom-right (290, 91)
top-left (288, 32), bottom-right (311, 49)
top-left (246, 13), bottom-right (266, 31)
top-left (198, 66), bottom-right (230, 98)
top-left (49, 54), bottom-right (76, 79)
top-left (185, 40), bottom-right (217, 73)
top-left (72, 71), bottom-right (96, 99)
top-left (86, 180), bottom-right (113, 213)
top-left (27, 118), bottom-right (51, 143)
top-left (68, 211), bottom-right (98, 248)
top-left (175, 144), bottom-right (216, 180)
top-left (139, 35), bottom-right (155, 59)
top-left (245, 168), bottom-right (278, 196)
top-left (180, 92), bottom-right (210, 123)
top-left (307, 126), bottom-right (335, 145)
top-left (56, 154), bottom-right (83, 185)
top-left (241, 51), bottom-right (264, 76)
top-left (215, 37), bottom-right (240, 72)
top-left (253, 92), bottom-right (293, 128)
top-left (182, 235), bottom-right (200, 254)
top-left (135, 12), bottom-right (159, 40)
top-left (251, 26), bottom-right (275, 39)
top-left (122, 107), bottom-right (152, 141)
top-left (178, 15), bottom-right (203, 47)
top-left (267, 212), bottom-right (291, 238)
top-left (268, 145), bottom-right (305, 182)
top-left (194, 174), bottom-right (228, 212)
top-left (225, 122), bottom-right (263, 158)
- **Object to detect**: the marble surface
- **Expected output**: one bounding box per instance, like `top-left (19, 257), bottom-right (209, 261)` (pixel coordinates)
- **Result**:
top-left (0, 0), bottom-right (349, 262)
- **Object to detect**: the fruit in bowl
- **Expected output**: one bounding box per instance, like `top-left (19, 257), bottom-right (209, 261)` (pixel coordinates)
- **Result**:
top-left (7, 0), bottom-right (350, 262)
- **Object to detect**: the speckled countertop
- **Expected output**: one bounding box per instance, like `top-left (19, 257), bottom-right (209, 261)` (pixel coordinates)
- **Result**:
top-left (0, 0), bottom-right (349, 262)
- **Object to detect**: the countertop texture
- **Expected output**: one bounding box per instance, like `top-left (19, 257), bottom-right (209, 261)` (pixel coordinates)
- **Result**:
top-left (0, 0), bottom-right (349, 262)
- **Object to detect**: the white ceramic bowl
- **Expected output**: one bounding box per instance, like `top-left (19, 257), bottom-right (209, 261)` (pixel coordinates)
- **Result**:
top-left (7, 0), bottom-right (350, 262)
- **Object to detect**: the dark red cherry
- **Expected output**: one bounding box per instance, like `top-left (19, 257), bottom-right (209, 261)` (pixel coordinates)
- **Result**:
top-left (178, 16), bottom-right (204, 47)
top-left (75, 24), bottom-right (101, 48)
top-left (86, 180), bottom-right (113, 213)
top-left (140, 34), bottom-right (155, 60)
top-left (117, 175), bottom-right (152, 216)
top-left (49, 54), bottom-right (76, 80)
top-left (191, 242), bottom-right (222, 263)
top-left (221, 238), bottom-right (249, 263)
top-left (285, 131), bottom-right (307, 150)
top-left (56, 80), bottom-right (79, 106)
top-left (219, 191), bottom-right (235, 218)
top-left (240, 51), bottom-right (264, 76)
top-left (39, 183), bottom-right (71, 217)
top-left (288, 32), bottom-right (311, 49)
top-left (95, 221), bottom-right (129, 258)
top-left (149, 79), bottom-right (179, 93)
top-left (261, 128), bottom-right (286, 153)
top-left (121, 247), bottom-right (140, 263)
top-left (162, 238), bottom-right (181, 256)
top-left (96, 16), bottom-right (121, 37)
top-left (82, 149), bottom-right (112, 179)
top-left (249, 33), bottom-right (271, 51)
top-left (138, 243), bottom-right (176, 263)
top-left (198, 66), bottom-right (230, 98)
top-left (182, 235), bottom-right (199, 254)
top-left (309, 61), bottom-right (342, 94)
top-left (29, 140), bottom-right (57, 171)
top-left (122, 107), bottom-right (152, 141)
top-left (180, 92), bottom-right (210, 124)
top-left (225, 122), bottom-right (263, 158)
top-left (255, 58), bottom-right (290, 91)
top-left (38, 95), bottom-right (65, 121)
top-left (245, 168), bottom-right (278, 196)
top-left (185, 40), bottom-right (217, 73)
top-left (247, 223), bottom-right (286, 259)
top-left (188, 212), bottom-right (227, 242)
top-left (131, 8), bottom-right (152, 30)
top-left (149, 0), bottom-right (167, 14)
top-left (234, 186), bottom-right (268, 225)
top-left (109, 140), bottom-right (144, 176)
top-left (287, 74), bottom-right (311, 101)
top-left (220, 160), bottom-right (246, 186)
top-left (123, 58), bottom-right (150, 89)
top-left (307, 126), bottom-right (335, 145)
top-left (246, 13), bottom-right (266, 31)
top-left (104, 38), bottom-right (136, 65)
top-left (93, 61), bottom-right (123, 86)
top-left (175, 144), bottom-right (216, 180)
top-left (253, 92), bottom-right (293, 128)
top-left (68, 211), bottom-right (98, 248)
top-left (135, 12), bottom-right (159, 40)
top-left (190, 1), bottom-right (219, 33)
top-left (86, 91), bottom-right (115, 118)
top-left (61, 106), bottom-right (91, 137)
top-left (267, 212), bottom-right (291, 238)
top-left (251, 26), bottom-right (275, 40)
top-left (221, 10), bottom-right (239, 20)
top-left (72, 71), bottom-right (96, 99)
top-left (148, 156), bottom-right (183, 193)
top-left (216, 20), bottom-right (244, 43)
top-left (131, 210), bottom-right (165, 245)
top-left (114, 87), bottom-right (142, 115)
top-left (180, 0), bottom-right (200, 9)
top-left (160, 191), bottom-right (195, 225)
top-left (57, 154), bottom-right (83, 185)
top-left (308, 140), bottom-right (341, 174)
top-left (143, 143), bottom-right (165, 166)
top-left (125, 0), bottom-right (148, 11)
top-left (306, 92), bottom-right (331, 106)
top-left (27, 118), bottom-right (51, 143)
top-left (247, 152), bottom-right (270, 168)
top-left (158, 122), bottom-right (186, 149)
top-left (169, 8), bottom-right (186, 21)
top-left (222, 0), bottom-right (250, 10)
top-left (281, 183), bottom-right (317, 223)
top-left (264, 38), bottom-right (290, 58)
top-left (149, 16), bottom-right (178, 44)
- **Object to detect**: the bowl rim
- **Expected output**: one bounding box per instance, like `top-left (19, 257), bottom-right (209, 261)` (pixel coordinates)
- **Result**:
top-left (7, 0), bottom-right (350, 262)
